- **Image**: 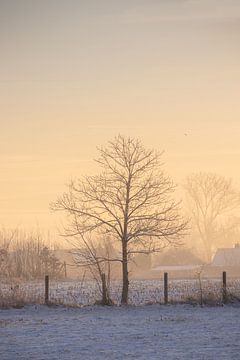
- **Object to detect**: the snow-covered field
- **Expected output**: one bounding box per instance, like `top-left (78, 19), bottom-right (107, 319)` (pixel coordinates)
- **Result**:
top-left (1, 278), bottom-right (240, 306)
top-left (1, 304), bottom-right (240, 360)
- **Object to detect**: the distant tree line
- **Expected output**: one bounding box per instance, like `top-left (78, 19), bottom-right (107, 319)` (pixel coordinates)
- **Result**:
top-left (0, 229), bottom-right (65, 280)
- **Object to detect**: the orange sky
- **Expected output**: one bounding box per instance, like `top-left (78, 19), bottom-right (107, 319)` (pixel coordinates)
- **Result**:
top-left (0, 0), bottom-right (240, 238)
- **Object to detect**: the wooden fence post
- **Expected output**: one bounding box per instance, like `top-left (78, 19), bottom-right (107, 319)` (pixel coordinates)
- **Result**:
top-left (222, 271), bottom-right (227, 304)
top-left (164, 272), bottom-right (168, 304)
top-left (45, 275), bottom-right (49, 305)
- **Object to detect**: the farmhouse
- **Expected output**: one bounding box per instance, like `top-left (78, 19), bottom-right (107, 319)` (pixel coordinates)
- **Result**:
top-left (212, 244), bottom-right (240, 267)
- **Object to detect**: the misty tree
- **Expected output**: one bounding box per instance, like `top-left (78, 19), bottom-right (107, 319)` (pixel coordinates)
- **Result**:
top-left (184, 172), bottom-right (240, 262)
top-left (216, 217), bottom-right (240, 248)
top-left (53, 135), bottom-right (186, 304)
top-left (39, 246), bottom-right (65, 279)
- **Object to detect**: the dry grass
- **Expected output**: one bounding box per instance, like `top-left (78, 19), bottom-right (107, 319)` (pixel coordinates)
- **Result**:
top-left (0, 282), bottom-right (89, 309)
top-left (0, 285), bottom-right (42, 309)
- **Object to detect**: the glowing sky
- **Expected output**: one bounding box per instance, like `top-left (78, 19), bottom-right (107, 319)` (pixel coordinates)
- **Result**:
top-left (1, 0), bottom-right (240, 234)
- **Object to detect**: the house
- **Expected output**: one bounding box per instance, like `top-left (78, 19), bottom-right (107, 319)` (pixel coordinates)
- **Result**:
top-left (211, 244), bottom-right (240, 267)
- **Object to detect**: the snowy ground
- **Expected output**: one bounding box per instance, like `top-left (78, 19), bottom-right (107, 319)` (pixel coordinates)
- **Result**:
top-left (1, 304), bottom-right (240, 360)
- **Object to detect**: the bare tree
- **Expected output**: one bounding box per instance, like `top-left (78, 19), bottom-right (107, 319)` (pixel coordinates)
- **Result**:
top-left (215, 216), bottom-right (240, 248)
top-left (52, 135), bottom-right (187, 304)
top-left (68, 231), bottom-right (115, 305)
top-left (184, 173), bottom-right (240, 262)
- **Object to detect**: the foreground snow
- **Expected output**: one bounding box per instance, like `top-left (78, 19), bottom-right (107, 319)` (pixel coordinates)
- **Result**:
top-left (1, 304), bottom-right (240, 359)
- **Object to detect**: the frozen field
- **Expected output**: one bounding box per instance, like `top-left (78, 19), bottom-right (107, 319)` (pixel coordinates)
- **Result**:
top-left (1, 304), bottom-right (240, 360)
top-left (1, 278), bottom-right (240, 306)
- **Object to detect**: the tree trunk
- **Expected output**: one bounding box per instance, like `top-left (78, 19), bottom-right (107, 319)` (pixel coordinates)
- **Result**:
top-left (203, 232), bottom-right (213, 263)
top-left (121, 241), bottom-right (129, 304)
top-left (101, 273), bottom-right (108, 305)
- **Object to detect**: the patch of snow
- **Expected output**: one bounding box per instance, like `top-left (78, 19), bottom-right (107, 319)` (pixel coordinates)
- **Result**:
top-left (0, 304), bottom-right (240, 359)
